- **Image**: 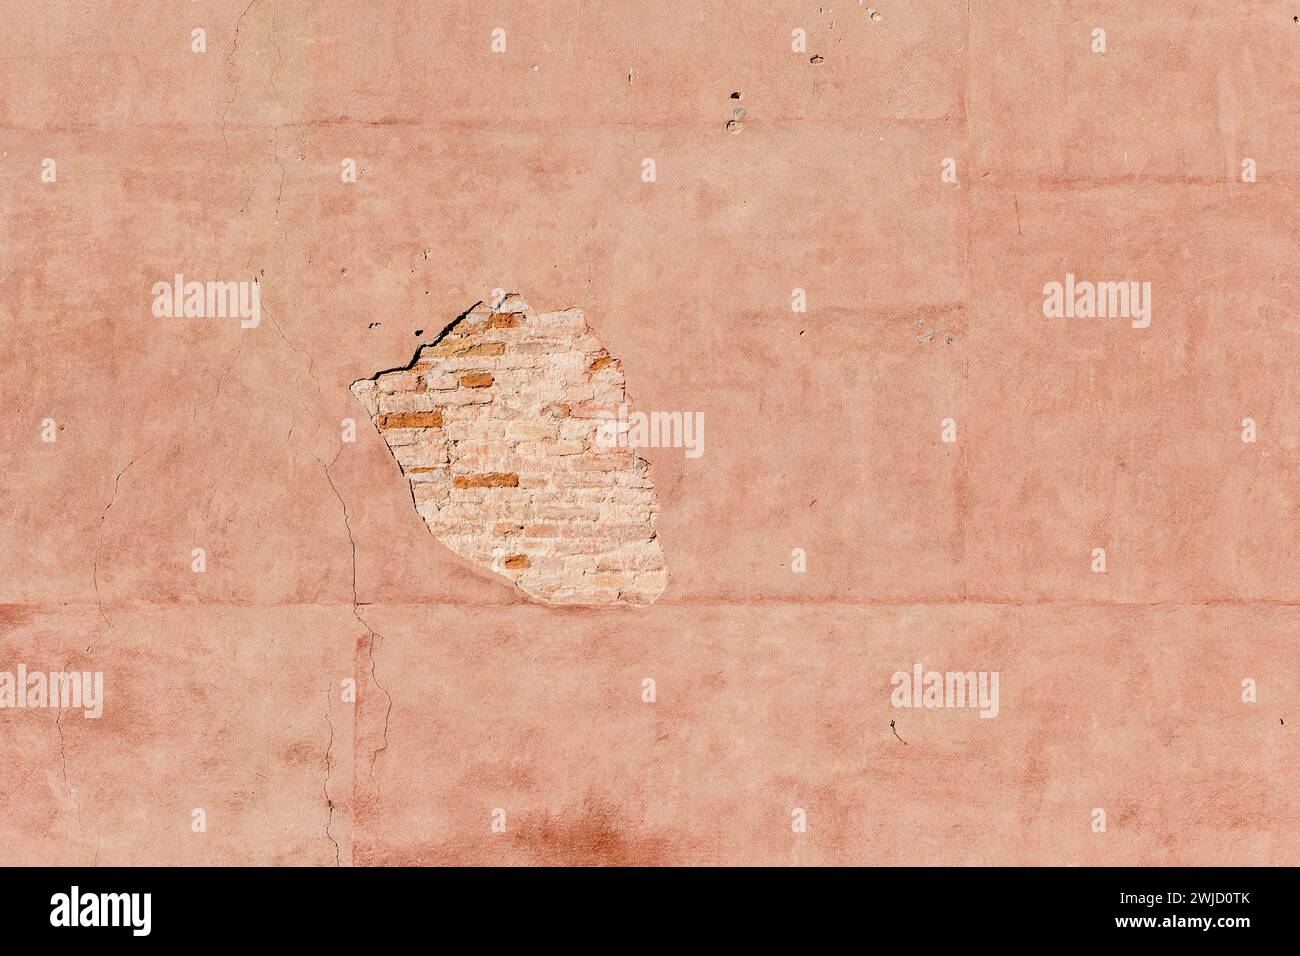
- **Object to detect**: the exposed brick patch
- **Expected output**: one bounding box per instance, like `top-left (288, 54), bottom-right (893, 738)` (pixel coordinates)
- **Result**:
top-left (351, 295), bottom-right (667, 606)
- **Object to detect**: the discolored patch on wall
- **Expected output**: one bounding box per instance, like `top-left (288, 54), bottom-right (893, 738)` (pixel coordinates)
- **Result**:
top-left (357, 797), bottom-right (685, 866)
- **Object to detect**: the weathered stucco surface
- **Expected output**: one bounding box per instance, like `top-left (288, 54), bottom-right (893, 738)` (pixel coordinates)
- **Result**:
top-left (1, 1), bottom-right (1297, 865)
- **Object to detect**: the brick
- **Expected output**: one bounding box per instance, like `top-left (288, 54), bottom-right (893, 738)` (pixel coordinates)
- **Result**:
top-left (462, 342), bottom-right (506, 356)
top-left (378, 411), bottom-right (443, 429)
top-left (378, 392), bottom-right (439, 414)
top-left (505, 422), bottom-right (556, 441)
top-left (452, 472), bottom-right (519, 489)
top-left (376, 372), bottom-right (421, 393)
top-left (426, 372), bottom-right (460, 390)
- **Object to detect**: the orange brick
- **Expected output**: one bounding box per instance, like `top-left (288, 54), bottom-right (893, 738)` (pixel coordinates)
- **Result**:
top-left (377, 411), bottom-right (443, 429)
top-left (460, 372), bottom-right (495, 388)
top-left (452, 472), bottom-right (519, 489)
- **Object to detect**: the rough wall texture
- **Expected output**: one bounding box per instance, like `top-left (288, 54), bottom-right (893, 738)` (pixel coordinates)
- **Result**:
top-left (1, 1), bottom-right (1298, 868)
top-left (351, 295), bottom-right (666, 605)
